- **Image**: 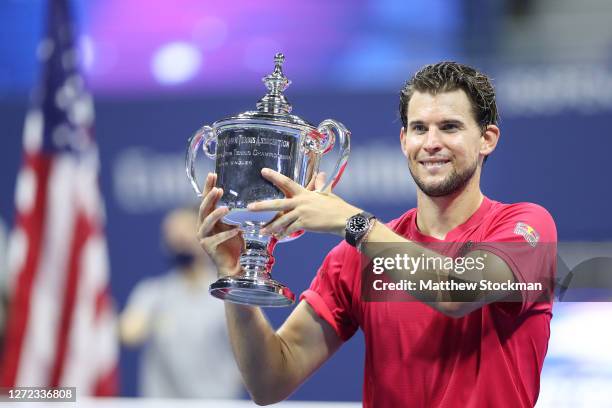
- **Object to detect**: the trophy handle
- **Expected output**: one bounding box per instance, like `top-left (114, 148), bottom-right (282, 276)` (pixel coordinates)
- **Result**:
top-left (186, 125), bottom-right (217, 197)
top-left (315, 119), bottom-right (351, 191)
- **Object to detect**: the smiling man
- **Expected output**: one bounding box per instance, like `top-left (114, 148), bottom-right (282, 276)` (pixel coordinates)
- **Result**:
top-left (197, 62), bottom-right (557, 407)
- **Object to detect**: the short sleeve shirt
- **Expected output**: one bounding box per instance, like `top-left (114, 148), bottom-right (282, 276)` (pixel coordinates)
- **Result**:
top-left (301, 197), bottom-right (557, 408)
top-left (125, 271), bottom-right (243, 399)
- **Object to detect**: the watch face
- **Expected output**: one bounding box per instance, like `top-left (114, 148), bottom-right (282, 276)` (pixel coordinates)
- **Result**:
top-left (348, 216), bottom-right (369, 233)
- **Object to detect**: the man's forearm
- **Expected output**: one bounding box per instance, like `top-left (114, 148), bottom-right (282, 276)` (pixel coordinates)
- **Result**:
top-left (225, 303), bottom-right (297, 405)
top-left (360, 222), bottom-right (513, 315)
top-left (361, 222), bottom-right (451, 287)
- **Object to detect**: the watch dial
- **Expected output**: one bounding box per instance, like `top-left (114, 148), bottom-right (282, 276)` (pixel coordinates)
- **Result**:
top-left (349, 216), bottom-right (368, 233)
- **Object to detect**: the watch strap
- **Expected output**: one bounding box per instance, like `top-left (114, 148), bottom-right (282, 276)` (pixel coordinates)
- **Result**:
top-left (356, 218), bottom-right (376, 253)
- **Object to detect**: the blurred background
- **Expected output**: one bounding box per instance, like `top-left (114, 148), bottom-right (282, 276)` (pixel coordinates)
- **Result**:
top-left (1, 0), bottom-right (611, 406)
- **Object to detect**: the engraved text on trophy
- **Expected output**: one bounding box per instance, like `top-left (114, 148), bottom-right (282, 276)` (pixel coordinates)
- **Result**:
top-left (215, 128), bottom-right (298, 207)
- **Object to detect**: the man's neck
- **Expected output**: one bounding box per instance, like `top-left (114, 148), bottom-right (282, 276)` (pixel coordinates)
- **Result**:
top-left (415, 179), bottom-right (484, 240)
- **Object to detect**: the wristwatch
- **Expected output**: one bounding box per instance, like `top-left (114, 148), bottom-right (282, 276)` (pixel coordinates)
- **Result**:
top-left (345, 211), bottom-right (376, 248)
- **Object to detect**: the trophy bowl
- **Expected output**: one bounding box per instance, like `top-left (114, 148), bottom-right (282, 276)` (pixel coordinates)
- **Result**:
top-left (186, 53), bottom-right (350, 307)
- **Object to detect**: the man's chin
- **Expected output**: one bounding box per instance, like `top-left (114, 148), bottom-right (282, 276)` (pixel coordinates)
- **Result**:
top-left (415, 176), bottom-right (462, 197)
top-left (420, 185), bottom-right (454, 197)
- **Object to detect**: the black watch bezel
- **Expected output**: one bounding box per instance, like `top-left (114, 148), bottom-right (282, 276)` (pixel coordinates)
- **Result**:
top-left (345, 211), bottom-right (375, 247)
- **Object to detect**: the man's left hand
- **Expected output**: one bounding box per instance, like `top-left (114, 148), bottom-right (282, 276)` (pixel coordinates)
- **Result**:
top-left (247, 168), bottom-right (361, 239)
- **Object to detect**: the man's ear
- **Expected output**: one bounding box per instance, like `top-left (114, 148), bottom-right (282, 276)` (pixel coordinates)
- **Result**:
top-left (400, 127), bottom-right (409, 157)
top-left (481, 124), bottom-right (500, 158)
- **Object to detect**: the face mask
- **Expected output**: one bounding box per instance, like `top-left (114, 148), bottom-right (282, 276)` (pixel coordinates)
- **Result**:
top-left (168, 250), bottom-right (196, 269)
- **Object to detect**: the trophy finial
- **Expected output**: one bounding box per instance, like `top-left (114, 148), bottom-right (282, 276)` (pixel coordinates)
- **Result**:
top-left (257, 52), bottom-right (292, 114)
top-left (274, 52), bottom-right (285, 66)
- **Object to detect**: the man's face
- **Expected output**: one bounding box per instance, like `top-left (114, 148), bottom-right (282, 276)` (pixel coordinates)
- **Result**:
top-left (401, 89), bottom-right (484, 197)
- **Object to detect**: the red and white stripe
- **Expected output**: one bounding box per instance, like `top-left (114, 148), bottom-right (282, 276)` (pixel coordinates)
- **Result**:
top-left (2, 110), bottom-right (118, 395)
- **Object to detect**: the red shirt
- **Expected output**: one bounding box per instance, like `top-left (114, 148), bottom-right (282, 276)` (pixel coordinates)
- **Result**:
top-left (301, 197), bottom-right (557, 408)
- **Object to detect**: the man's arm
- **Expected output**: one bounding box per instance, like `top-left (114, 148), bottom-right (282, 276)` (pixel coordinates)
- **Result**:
top-left (248, 169), bottom-right (517, 319)
top-left (196, 172), bottom-right (344, 405)
top-left (119, 281), bottom-right (156, 346)
top-left (226, 300), bottom-right (343, 405)
top-left (360, 222), bottom-right (516, 317)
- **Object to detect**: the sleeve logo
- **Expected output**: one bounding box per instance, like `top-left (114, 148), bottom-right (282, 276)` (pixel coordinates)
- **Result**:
top-left (514, 222), bottom-right (540, 247)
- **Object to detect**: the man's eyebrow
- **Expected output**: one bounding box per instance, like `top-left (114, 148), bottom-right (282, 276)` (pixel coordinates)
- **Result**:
top-left (407, 119), bottom-right (465, 127)
top-left (439, 119), bottom-right (464, 126)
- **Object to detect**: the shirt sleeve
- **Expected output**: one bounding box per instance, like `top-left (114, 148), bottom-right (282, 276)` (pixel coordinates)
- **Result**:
top-left (473, 203), bottom-right (557, 312)
top-left (124, 277), bottom-right (159, 319)
top-left (300, 242), bottom-right (360, 342)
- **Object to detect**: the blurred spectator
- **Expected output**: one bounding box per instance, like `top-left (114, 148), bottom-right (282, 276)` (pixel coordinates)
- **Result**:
top-left (120, 207), bottom-right (243, 398)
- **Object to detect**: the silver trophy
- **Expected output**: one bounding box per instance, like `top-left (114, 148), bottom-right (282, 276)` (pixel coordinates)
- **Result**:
top-left (186, 53), bottom-right (350, 307)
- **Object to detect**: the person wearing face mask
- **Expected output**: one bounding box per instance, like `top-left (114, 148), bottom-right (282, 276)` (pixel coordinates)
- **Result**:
top-left (120, 207), bottom-right (243, 399)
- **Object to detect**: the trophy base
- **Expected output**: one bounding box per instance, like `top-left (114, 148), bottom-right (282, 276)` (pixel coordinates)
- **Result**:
top-left (209, 276), bottom-right (295, 307)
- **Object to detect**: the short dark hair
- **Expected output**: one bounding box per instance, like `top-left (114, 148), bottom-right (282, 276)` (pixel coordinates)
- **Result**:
top-left (399, 61), bottom-right (499, 130)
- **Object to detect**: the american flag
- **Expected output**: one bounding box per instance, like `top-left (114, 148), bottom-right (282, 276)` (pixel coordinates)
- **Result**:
top-left (1, 0), bottom-right (118, 395)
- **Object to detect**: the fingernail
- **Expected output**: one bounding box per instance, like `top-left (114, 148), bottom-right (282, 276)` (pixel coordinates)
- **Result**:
top-left (261, 168), bottom-right (270, 174)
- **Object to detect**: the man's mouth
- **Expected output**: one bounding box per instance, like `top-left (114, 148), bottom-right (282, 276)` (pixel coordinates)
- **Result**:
top-left (419, 159), bottom-right (451, 169)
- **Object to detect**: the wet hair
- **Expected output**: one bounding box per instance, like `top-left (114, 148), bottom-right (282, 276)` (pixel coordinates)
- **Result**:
top-left (399, 61), bottom-right (499, 130)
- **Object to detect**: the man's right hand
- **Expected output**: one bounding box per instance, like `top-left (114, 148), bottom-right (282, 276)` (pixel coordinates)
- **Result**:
top-left (196, 173), bottom-right (244, 277)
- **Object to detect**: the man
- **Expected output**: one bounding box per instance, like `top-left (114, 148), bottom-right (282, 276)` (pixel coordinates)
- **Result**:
top-left (197, 62), bottom-right (557, 407)
top-left (120, 208), bottom-right (242, 399)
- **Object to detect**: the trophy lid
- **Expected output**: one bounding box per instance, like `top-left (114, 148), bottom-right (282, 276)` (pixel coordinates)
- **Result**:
top-left (256, 53), bottom-right (292, 114)
top-left (214, 53), bottom-right (314, 129)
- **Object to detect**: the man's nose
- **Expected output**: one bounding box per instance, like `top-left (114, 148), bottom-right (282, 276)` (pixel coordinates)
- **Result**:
top-left (423, 128), bottom-right (443, 153)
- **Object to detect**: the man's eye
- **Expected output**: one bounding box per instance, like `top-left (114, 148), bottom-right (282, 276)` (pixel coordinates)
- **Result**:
top-left (412, 125), bottom-right (427, 133)
top-left (441, 123), bottom-right (459, 132)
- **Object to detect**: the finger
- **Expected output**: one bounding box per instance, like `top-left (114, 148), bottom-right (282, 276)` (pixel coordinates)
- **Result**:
top-left (261, 168), bottom-right (303, 196)
top-left (261, 211), bottom-right (299, 235)
top-left (278, 219), bottom-right (302, 240)
top-left (198, 206), bottom-right (230, 238)
top-left (200, 228), bottom-right (241, 251)
top-left (306, 173), bottom-right (317, 191)
top-left (314, 171), bottom-right (330, 192)
top-left (198, 187), bottom-right (223, 223)
top-left (198, 173), bottom-right (218, 222)
top-left (247, 197), bottom-right (295, 212)
top-left (200, 172), bottom-right (217, 196)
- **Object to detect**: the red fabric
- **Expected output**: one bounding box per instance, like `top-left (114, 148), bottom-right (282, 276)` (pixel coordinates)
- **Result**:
top-left (49, 212), bottom-right (92, 387)
top-left (301, 197), bottom-right (557, 408)
top-left (0, 156), bottom-right (51, 388)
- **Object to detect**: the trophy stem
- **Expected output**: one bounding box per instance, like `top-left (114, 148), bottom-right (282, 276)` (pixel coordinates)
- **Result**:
top-left (209, 224), bottom-right (295, 307)
top-left (240, 225), bottom-right (274, 280)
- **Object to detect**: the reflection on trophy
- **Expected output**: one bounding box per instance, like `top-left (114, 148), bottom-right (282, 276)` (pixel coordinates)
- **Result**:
top-left (186, 53), bottom-right (350, 307)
